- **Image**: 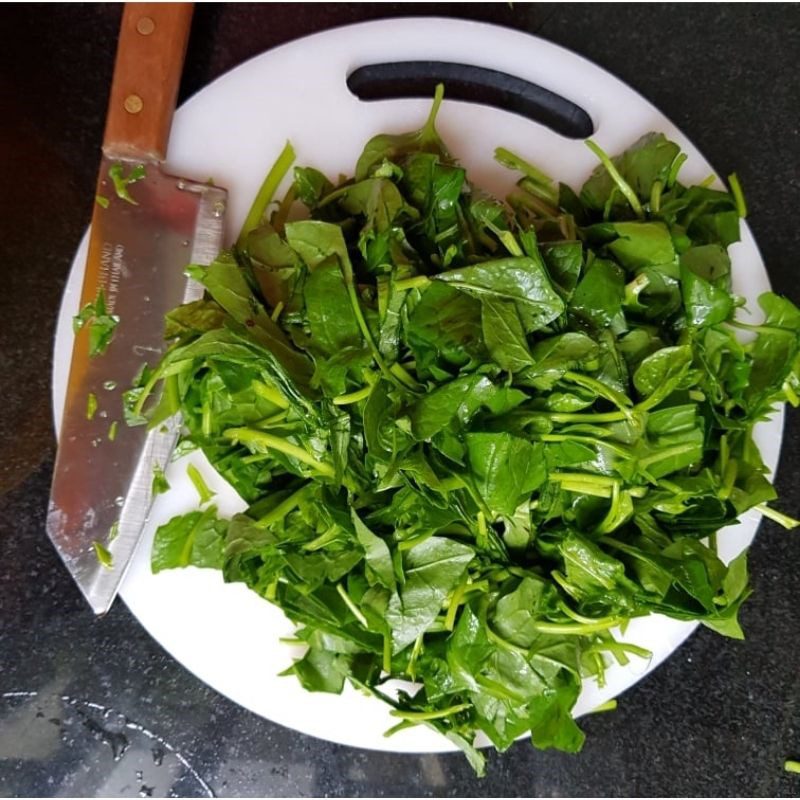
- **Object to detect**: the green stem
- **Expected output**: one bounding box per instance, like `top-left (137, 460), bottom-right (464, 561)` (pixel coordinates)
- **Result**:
top-left (252, 380), bottom-right (290, 409)
top-left (336, 583), bottom-right (369, 627)
top-left (270, 301), bottom-right (285, 323)
top-left (444, 581), bottom-right (468, 631)
top-left (494, 146), bottom-right (555, 192)
top-left (394, 275), bottom-right (431, 292)
top-left (755, 503), bottom-right (800, 530)
top-left (254, 410), bottom-right (290, 429)
top-left (187, 463), bottom-right (215, 505)
top-left (549, 472), bottom-right (618, 489)
top-left (383, 634), bottom-right (392, 675)
top-left (389, 361), bottom-right (421, 391)
top-left (476, 511), bottom-right (488, 547)
top-left (422, 82), bottom-right (445, 140)
top-left (531, 617), bottom-right (624, 635)
top-left (727, 319), bottom-right (783, 334)
top-left (666, 152), bottom-right (687, 188)
top-left (178, 507), bottom-right (216, 567)
top-left (699, 173), bottom-right (716, 188)
top-left (333, 384), bottom-right (374, 406)
top-left (638, 443), bottom-right (699, 470)
top-left (650, 179), bottom-right (663, 213)
top-left (585, 139), bottom-right (643, 218)
top-left (255, 483), bottom-right (313, 528)
top-left (133, 363), bottom-right (167, 418)
top-left (407, 633), bottom-right (424, 682)
top-left (727, 173), bottom-right (748, 218)
top-left (225, 427), bottom-right (334, 477)
top-left (541, 410), bottom-right (628, 424)
top-left (389, 703), bottom-right (471, 722)
top-left (718, 458), bottom-right (737, 501)
top-left (783, 379), bottom-right (800, 407)
top-left (563, 371), bottom-right (632, 412)
top-left (303, 525), bottom-right (341, 551)
top-left (538, 433), bottom-right (632, 460)
top-left (512, 189), bottom-right (559, 219)
top-left (590, 699), bottom-right (618, 714)
top-left (237, 141), bottom-right (296, 250)
top-left (485, 626), bottom-right (529, 656)
top-left (517, 177), bottom-right (559, 211)
top-left (586, 641), bottom-right (652, 660)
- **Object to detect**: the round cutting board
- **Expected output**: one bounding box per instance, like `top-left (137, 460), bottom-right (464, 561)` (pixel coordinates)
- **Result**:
top-left (52, 18), bottom-right (783, 752)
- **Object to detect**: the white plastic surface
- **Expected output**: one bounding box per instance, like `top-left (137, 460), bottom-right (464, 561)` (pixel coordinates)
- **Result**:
top-left (53, 19), bottom-right (783, 753)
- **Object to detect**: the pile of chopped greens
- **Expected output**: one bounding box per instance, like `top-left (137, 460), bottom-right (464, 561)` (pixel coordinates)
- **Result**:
top-left (128, 87), bottom-right (800, 774)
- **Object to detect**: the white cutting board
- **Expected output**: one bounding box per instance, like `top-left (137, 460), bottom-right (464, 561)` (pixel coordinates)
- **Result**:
top-left (53, 19), bottom-right (783, 753)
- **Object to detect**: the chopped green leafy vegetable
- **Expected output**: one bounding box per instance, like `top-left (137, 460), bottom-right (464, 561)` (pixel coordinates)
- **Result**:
top-left (107, 421), bottom-right (118, 442)
top-left (187, 463), bottom-right (215, 505)
top-left (108, 162), bottom-right (146, 205)
top-left (785, 760), bottom-right (800, 775)
top-left (152, 506), bottom-right (226, 572)
top-left (152, 465), bottom-right (170, 496)
top-left (133, 90), bottom-right (798, 775)
top-left (590, 699), bottom-right (618, 714)
top-left (93, 540), bottom-right (113, 569)
top-left (72, 288), bottom-right (119, 357)
top-left (95, 194), bottom-right (109, 209)
top-left (86, 392), bottom-right (98, 420)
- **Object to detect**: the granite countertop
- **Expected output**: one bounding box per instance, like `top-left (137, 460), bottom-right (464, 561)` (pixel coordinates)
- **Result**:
top-left (1, 4), bottom-right (799, 797)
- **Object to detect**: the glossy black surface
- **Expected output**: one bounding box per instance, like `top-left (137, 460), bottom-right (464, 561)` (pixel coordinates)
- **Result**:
top-left (1, 4), bottom-right (799, 797)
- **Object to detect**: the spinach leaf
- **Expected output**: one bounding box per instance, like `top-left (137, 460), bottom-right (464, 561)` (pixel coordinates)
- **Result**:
top-left (151, 507), bottom-right (226, 573)
top-left (405, 282), bottom-right (487, 376)
top-left (386, 537), bottom-right (474, 652)
top-left (435, 256), bottom-right (564, 333)
top-left (481, 298), bottom-right (535, 372)
top-left (304, 260), bottom-right (362, 355)
top-left (569, 259), bottom-right (626, 334)
top-left (466, 433), bottom-right (546, 518)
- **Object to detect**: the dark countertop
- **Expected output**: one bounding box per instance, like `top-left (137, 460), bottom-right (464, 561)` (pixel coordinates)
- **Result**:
top-left (1, 3), bottom-right (799, 797)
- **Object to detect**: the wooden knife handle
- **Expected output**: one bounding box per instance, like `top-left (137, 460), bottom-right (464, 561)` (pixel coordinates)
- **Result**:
top-left (103, 3), bottom-right (194, 160)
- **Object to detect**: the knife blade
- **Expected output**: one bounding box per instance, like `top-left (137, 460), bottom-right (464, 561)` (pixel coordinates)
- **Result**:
top-left (47, 3), bottom-right (227, 615)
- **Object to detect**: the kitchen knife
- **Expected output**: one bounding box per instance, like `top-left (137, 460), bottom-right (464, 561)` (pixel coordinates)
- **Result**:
top-left (47, 3), bottom-right (227, 614)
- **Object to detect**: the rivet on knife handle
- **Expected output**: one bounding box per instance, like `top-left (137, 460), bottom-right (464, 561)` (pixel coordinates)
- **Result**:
top-left (104, 3), bottom-right (194, 161)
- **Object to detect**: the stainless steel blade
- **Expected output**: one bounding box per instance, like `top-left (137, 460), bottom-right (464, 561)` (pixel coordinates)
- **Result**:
top-left (48, 156), bottom-right (226, 614)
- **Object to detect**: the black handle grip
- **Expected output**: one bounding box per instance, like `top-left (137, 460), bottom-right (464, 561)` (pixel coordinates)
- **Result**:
top-left (347, 61), bottom-right (594, 140)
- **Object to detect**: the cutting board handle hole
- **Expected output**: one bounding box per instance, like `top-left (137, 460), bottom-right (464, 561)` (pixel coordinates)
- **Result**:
top-left (347, 61), bottom-right (594, 140)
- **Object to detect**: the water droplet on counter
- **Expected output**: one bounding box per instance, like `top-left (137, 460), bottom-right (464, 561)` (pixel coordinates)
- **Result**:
top-left (74, 706), bottom-right (130, 761)
top-left (99, 410), bottom-right (108, 419)
top-left (114, 496), bottom-right (124, 507)
top-left (3, 693), bottom-right (214, 797)
top-left (103, 380), bottom-right (117, 391)
top-left (182, 240), bottom-right (189, 247)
